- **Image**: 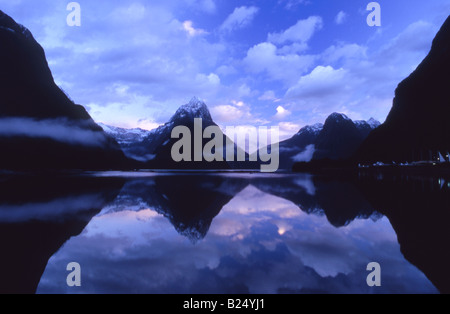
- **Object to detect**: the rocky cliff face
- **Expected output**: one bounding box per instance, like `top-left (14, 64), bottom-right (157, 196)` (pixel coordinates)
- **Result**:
top-left (356, 15), bottom-right (450, 163)
top-left (0, 10), bottom-right (129, 170)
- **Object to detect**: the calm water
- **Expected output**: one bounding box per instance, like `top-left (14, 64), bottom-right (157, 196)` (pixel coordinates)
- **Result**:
top-left (0, 171), bottom-right (448, 294)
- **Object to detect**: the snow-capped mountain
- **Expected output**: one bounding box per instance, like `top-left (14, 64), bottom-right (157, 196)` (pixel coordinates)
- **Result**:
top-left (274, 113), bottom-right (380, 170)
top-left (313, 113), bottom-right (379, 161)
top-left (98, 123), bottom-right (153, 146)
top-left (117, 97), bottom-right (234, 169)
top-left (169, 96), bottom-right (213, 123)
top-left (354, 118), bottom-right (382, 138)
top-left (273, 123), bottom-right (324, 170)
top-left (367, 118), bottom-right (382, 129)
top-left (107, 102), bottom-right (380, 170)
top-left (294, 123), bottom-right (324, 143)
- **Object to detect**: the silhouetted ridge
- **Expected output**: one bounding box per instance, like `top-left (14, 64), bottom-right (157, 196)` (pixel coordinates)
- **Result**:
top-left (0, 10), bottom-right (129, 170)
top-left (356, 15), bottom-right (450, 164)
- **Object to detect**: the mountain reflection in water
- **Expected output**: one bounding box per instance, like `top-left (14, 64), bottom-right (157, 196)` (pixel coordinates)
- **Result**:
top-left (0, 172), bottom-right (447, 294)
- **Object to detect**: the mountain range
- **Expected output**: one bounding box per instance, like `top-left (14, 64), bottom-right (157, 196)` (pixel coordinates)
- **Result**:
top-left (98, 13), bottom-right (450, 171)
top-left (102, 104), bottom-right (380, 171)
top-left (275, 113), bottom-right (380, 170)
top-left (1, 8), bottom-right (449, 172)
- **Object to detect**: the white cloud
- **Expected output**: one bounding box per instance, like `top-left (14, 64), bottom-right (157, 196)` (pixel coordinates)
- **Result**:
top-left (268, 16), bottom-right (323, 45)
top-left (197, 0), bottom-right (216, 14)
top-left (210, 100), bottom-right (255, 125)
top-left (211, 105), bottom-right (244, 122)
top-left (335, 11), bottom-right (348, 25)
top-left (292, 144), bottom-right (315, 162)
top-left (285, 66), bottom-right (348, 100)
top-left (110, 3), bottom-right (147, 21)
top-left (182, 20), bottom-right (207, 37)
top-left (281, 18), bottom-right (438, 124)
top-left (242, 17), bottom-right (322, 85)
top-left (278, 0), bottom-right (308, 10)
top-left (0, 118), bottom-right (108, 147)
top-left (244, 42), bottom-right (316, 84)
top-left (5, 1), bottom-right (231, 126)
top-left (233, 100), bottom-right (245, 107)
top-left (3, 0), bottom-right (446, 132)
top-left (377, 20), bottom-right (437, 63)
top-left (277, 42), bottom-right (309, 55)
top-left (275, 106), bottom-right (291, 120)
top-left (220, 6), bottom-right (259, 33)
top-left (259, 90), bottom-right (280, 102)
top-left (322, 43), bottom-right (368, 64)
top-left (196, 73), bottom-right (221, 87)
top-left (237, 84), bottom-right (252, 98)
top-left (278, 121), bottom-right (301, 141)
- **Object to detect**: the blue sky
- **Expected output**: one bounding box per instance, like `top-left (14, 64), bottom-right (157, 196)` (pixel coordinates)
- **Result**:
top-left (1, 0), bottom-right (449, 139)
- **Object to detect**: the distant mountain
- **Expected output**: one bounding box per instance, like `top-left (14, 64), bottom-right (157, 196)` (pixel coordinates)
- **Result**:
top-left (354, 118), bottom-right (382, 138)
top-left (313, 113), bottom-right (380, 161)
top-left (355, 15), bottom-right (450, 164)
top-left (0, 10), bottom-right (129, 170)
top-left (276, 123), bottom-right (323, 170)
top-left (98, 123), bottom-right (152, 146)
top-left (98, 123), bottom-right (154, 161)
top-left (102, 105), bottom-right (379, 171)
top-left (123, 97), bottom-right (244, 169)
top-left (274, 114), bottom-right (379, 170)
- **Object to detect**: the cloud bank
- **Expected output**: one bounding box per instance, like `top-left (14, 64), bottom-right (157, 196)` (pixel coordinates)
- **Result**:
top-left (0, 118), bottom-right (109, 147)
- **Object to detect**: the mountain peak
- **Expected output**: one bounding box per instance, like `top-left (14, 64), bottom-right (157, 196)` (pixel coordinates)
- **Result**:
top-left (367, 117), bottom-right (381, 128)
top-left (0, 10), bottom-right (129, 170)
top-left (170, 97), bottom-right (213, 123)
top-left (326, 112), bottom-right (352, 124)
top-left (355, 16), bottom-right (450, 164)
top-left (0, 10), bottom-right (33, 40)
top-left (429, 15), bottom-right (450, 56)
top-left (189, 96), bottom-right (202, 104)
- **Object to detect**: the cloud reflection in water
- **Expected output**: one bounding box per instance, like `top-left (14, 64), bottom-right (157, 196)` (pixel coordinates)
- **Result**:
top-left (36, 179), bottom-right (437, 294)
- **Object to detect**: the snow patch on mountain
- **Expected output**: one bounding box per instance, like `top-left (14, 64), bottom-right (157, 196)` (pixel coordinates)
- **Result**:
top-left (299, 123), bottom-right (324, 135)
top-left (98, 123), bottom-right (153, 145)
top-left (328, 112), bottom-right (352, 122)
top-left (352, 118), bottom-right (381, 129)
top-left (170, 97), bottom-right (212, 122)
top-left (367, 118), bottom-right (381, 129)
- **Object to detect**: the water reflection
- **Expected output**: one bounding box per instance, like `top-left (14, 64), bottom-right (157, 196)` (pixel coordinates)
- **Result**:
top-left (0, 176), bottom-right (125, 294)
top-left (357, 172), bottom-right (450, 294)
top-left (104, 175), bottom-right (248, 242)
top-left (0, 172), bottom-right (447, 293)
